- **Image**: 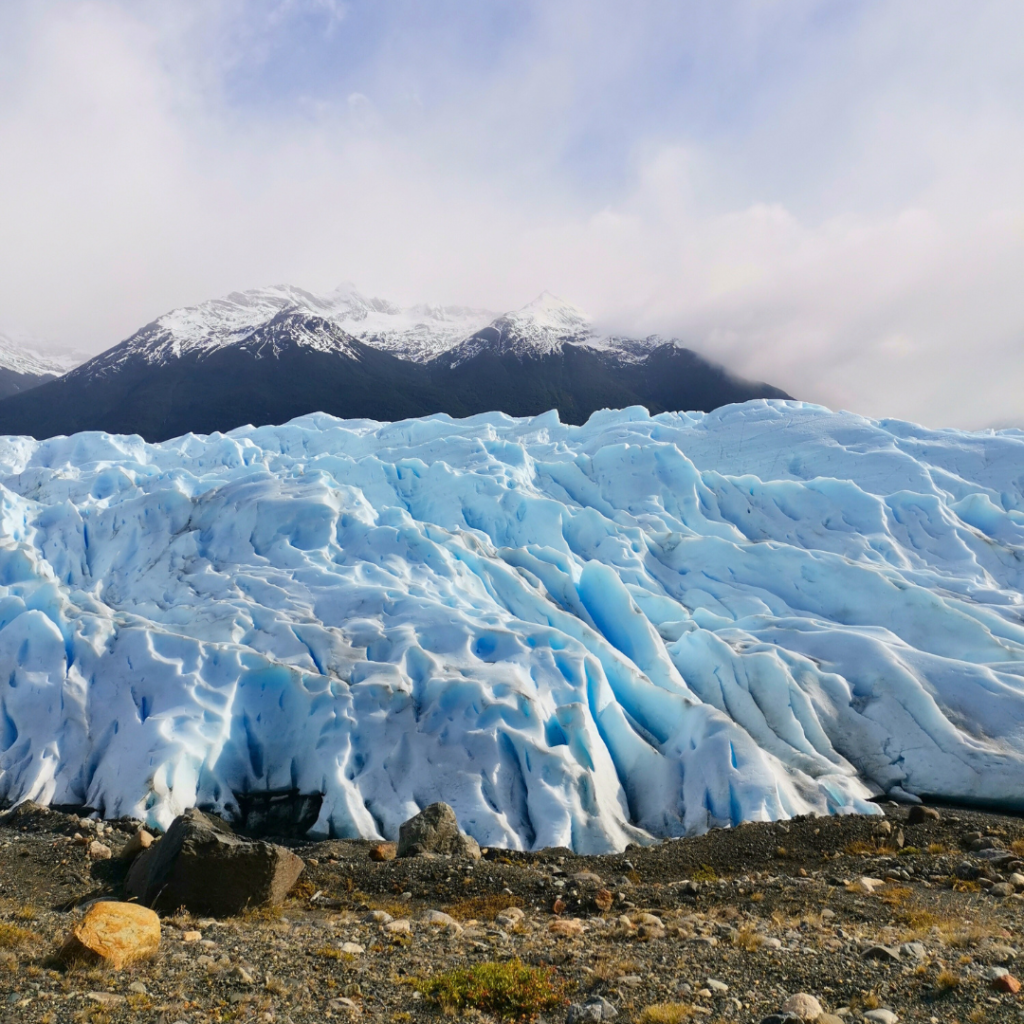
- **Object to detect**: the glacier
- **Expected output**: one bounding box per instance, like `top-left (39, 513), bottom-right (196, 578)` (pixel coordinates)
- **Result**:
top-left (1, 400), bottom-right (1023, 852)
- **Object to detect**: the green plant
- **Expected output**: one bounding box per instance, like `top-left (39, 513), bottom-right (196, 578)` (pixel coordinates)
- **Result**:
top-left (415, 959), bottom-right (565, 1021)
top-left (691, 864), bottom-right (717, 883)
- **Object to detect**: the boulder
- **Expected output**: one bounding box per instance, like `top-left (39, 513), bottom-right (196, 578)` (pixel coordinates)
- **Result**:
top-left (907, 805), bottom-right (940, 824)
top-left (58, 902), bottom-right (160, 970)
top-left (124, 808), bottom-right (304, 916)
top-left (780, 993), bottom-right (823, 1020)
top-left (396, 802), bottom-right (481, 859)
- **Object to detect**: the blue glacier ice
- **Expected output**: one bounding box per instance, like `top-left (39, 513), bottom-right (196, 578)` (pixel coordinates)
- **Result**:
top-left (1, 400), bottom-right (1023, 851)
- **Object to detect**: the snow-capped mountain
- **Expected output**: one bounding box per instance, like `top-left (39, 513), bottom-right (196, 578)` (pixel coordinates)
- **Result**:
top-left (86, 283), bottom-right (497, 372)
top-left (0, 328), bottom-right (82, 399)
top-left (0, 284), bottom-right (791, 441)
top-left (1, 405), bottom-right (1022, 847)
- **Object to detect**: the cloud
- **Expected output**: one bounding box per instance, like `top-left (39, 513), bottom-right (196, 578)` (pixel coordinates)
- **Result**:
top-left (0, 0), bottom-right (1022, 428)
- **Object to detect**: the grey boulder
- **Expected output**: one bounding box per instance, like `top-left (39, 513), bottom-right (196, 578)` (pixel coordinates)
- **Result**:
top-left (125, 808), bottom-right (304, 916)
top-left (397, 802), bottom-right (481, 859)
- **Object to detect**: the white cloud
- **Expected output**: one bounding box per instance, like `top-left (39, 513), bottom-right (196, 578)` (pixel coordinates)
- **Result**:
top-left (0, 1), bottom-right (1022, 428)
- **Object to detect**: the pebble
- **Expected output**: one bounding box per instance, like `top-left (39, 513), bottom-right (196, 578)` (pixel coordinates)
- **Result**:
top-left (496, 907), bottom-right (525, 927)
top-left (899, 941), bottom-right (926, 959)
top-left (706, 978), bottom-right (729, 994)
top-left (848, 876), bottom-right (885, 894)
top-left (549, 917), bottom-right (586, 937)
top-left (863, 1010), bottom-right (898, 1024)
top-left (182, 930), bottom-right (201, 942)
top-left (421, 910), bottom-right (460, 931)
top-left (1009, 872), bottom-right (1024, 888)
top-left (340, 942), bottom-right (364, 955)
top-left (87, 840), bottom-right (112, 860)
top-left (128, 982), bottom-right (147, 995)
top-left (384, 919), bottom-right (412, 934)
top-left (780, 992), bottom-right (823, 1020)
top-left (993, 973), bottom-right (1021, 994)
top-left (862, 944), bottom-right (901, 962)
top-left (86, 992), bottom-right (125, 1007)
top-left (364, 910), bottom-right (392, 924)
top-left (990, 882), bottom-right (1014, 898)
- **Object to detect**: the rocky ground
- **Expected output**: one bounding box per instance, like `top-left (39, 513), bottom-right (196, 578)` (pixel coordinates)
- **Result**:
top-left (1, 801), bottom-right (1023, 1024)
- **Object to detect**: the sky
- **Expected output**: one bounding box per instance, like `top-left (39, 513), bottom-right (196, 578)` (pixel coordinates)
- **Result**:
top-left (1, 1), bottom-right (1023, 428)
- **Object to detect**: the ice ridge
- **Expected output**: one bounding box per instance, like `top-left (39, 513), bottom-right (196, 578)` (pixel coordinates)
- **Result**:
top-left (0, 401), bottom-right (1023, 851)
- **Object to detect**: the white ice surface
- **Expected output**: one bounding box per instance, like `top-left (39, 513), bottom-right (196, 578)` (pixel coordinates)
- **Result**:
top-left (1, 401), bottom-right (1023, 850)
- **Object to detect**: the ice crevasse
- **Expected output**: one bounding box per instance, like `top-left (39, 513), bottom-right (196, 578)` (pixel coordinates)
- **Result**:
top-left (1, 400), bottom-right (1023, 852)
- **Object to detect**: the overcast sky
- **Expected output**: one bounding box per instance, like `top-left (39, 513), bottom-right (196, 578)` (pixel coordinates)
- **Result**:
top-left (1, 1), bottom-right (1023, 428)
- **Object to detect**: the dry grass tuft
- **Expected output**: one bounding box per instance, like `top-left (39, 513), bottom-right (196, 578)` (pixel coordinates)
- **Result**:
top-left (881, 886), bottom-right (912, 907)
top-left (0, 922), bottom-right (36, 948)
top-left (733, 925), bottom-right (764, 951)
top-left (444, 893), bottom-right (523, 921)
top-left (691, 864), bottom-right (717, 883)
top-left (936, 968), bottom-right (961, 991)
top-left (638, 1003), bottom-right (696, 1023)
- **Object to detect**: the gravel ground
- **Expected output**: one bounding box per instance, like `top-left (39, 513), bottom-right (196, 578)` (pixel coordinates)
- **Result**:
top-left (1, 801), bottom-right (1023, 1023)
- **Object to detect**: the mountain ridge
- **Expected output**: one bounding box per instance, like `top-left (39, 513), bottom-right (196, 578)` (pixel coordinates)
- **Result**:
top-left (0, 286), bottom-right (792, 441)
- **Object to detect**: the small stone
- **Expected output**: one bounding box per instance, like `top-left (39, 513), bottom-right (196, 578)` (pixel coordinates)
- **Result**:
top-left (907, 805), bottom-right (940, 824)
top-left (989, 944), bottom-right (1017, 964)
top-left (552, 896), bottom-right (567, 914)
top-left (549, 917), bottom-right (586, 937)
top-left (496, 907), bottom-right (525, 927)
top-left (819, 1016), bottom-right (844, 1024)
top-left (88, 840), bottom-right (112, 860)
top-left (384, 918), bottom-right (412, 934)
top-left (1009, 872), bottom-right (1024, 889)
top-left (364, 910), bottom-right (393, 924)
top-left (863, 1010), bottom-right (898, 1024)
top-left (780, 992), bottom-right (823, 1020)
top-left (128, 982), bottom-right (147, 996)
top-left (899, 942), bottom-right (926, 959)
top-left (848, 876), bottom-right (885, 894)
top-left (120, 828), bottom-right (154, 862)
top-left (197, 954), bottom-right (215, 968)
top-left (421, 910), bottom-right (461, 931)
top-left (229, 966), bottom-right (254, 986)
top-left (340, 942), bottom-right (364, 955)
top-left (862, 945), bottom-right (901, 962)
top-left (820, 908), bottom-right (835, 921)
top-left (706, 978), bottom-right (729, 994)
top-left (993, 973), bottom-right (1021, 994)
top-left (990, 882), bottom-right (1015, 898)
top-left (182, 930), bottom-right (201, 942)
top-left (58, 902), bottom-right (161, 970)
top-left (86, 992), bottom-right (125, 1007)
top-left (329, 996), bottom-right (361, 1014)
top-left (873, 821), bottom-right (893, 837)
top-left (566, 1005), bottom-right (603, 1024)
top-left (368, 842), bottom-right (396, 862)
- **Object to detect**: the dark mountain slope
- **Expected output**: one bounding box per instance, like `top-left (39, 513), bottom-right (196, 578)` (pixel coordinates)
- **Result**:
top-left (0, 309), bottom-right (791, 443)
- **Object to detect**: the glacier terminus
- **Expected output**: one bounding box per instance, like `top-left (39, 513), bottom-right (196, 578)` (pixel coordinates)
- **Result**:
top-left (1, 401), bottom-right (1023, 852)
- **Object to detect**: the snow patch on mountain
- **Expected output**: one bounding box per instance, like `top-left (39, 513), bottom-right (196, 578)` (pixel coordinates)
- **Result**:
top-left (1, 401), bottom-right (1022, 849)
top-left (0, 328), bottom-right (81, 378)
top-left (59, 285), bottom-right (675, 381)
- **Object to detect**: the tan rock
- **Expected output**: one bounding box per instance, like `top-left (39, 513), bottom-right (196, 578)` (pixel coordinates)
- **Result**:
top-left (182, 930), bottom-right (202, 942)
top-left (369, 842), bottom-right (397, 862)
top-left (120, 828), bottom-right (155, 862)
top-left (548, 917), bottom-right (585, 937)
top-left (59, 902), bottom-right (161, 970)
top-left (781, 992), bottom-right (824, 1020)
top-left (88, 840), bottom-right (112, 860)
